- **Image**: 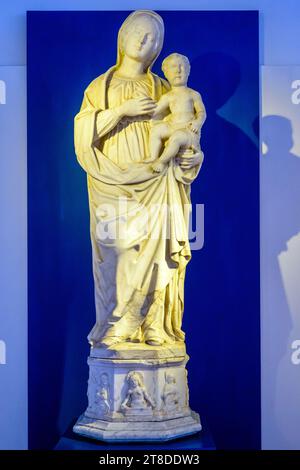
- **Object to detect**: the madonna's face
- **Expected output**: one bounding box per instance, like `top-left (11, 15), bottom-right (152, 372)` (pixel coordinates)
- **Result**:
top-left (122, 16), bottom-right (158, 64)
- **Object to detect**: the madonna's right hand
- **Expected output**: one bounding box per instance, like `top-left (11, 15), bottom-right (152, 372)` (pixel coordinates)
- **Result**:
top-left (118, 97), bottom-right (157, 118)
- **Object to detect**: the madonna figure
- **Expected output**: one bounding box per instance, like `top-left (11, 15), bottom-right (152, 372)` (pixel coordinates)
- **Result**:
top-left (74, 10), bottom-right (204, 349)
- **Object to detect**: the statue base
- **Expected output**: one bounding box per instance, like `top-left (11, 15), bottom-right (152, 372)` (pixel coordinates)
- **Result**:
top-left (73, 411), bottom-right (201, 442)
top-left (73, 343), bottom-right (202, 442)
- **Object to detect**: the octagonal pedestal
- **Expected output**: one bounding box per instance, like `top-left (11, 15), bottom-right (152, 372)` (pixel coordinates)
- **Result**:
top-left (73, 343), bottom-right (201, 442)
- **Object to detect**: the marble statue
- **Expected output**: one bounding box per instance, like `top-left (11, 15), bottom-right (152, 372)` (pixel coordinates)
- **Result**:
top-left (73, 9), bottom-right (206, 442)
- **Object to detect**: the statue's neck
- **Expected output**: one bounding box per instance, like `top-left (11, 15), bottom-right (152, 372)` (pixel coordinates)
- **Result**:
top-left (117, 56), bottom-right (147, 79)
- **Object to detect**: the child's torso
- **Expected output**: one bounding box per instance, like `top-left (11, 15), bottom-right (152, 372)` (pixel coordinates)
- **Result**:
top-left (167, 88), bottom-right (195, 124)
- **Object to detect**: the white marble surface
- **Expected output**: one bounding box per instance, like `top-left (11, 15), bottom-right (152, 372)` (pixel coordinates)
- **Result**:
top-left (90, 342), bottom-right (186, 360)
top-left (73, 412), bottom-right (201, 442)
top-left (73, 349), bottom-right (201, 441)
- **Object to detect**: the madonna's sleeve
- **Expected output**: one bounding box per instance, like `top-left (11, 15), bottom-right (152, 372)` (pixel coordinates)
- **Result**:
top-left (173, 161), bottom-right (203, 184)
top-left (95, 108), bottom-right (122, 139)
top-left (74, 82), bottom-right (122, 176)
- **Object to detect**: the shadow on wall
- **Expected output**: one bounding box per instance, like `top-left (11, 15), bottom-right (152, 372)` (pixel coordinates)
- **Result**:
top-left (260, 114), bottom-right (300, 449)
top-left (184, 51), bottom-right (260, 449)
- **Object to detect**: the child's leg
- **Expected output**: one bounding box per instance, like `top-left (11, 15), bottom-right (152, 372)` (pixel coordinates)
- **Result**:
top-left (159, 130), bottom-right (190, 164)
top-left (149, 123), bottom-right (171, 161)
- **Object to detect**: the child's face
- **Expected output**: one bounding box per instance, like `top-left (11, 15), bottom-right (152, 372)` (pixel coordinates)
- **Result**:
top-left (164, 57), bottom-right (190, 86)
top-left (166, 375), bottom-right (175, 384)
top-left (129, 376), bottom-right (139, 388)
top-left (101, 374), bottom-right (108, 386)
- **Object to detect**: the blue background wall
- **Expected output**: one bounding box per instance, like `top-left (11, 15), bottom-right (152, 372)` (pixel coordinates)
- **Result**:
top-left (27, 10), bottom-right (259, 449)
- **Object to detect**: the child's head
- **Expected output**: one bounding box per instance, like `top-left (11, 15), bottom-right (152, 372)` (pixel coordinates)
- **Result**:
top-left (127, 371), bottom-right (143, 388)
top-left (165, 373), bottom-right (176, 384)
top-left (100, 373), bottom-right (109, 386)
top-left (162, 53), bottom-right (190, 87)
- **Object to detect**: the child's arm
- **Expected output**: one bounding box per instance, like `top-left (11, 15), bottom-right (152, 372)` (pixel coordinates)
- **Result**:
top-left (151, 94), bottom-right (170, 120)
top-left (189, 91), bottom-right (206, 133)
top-left (120, 390), bottom-right (132, 410)
top-left (143, 389), bottom-right (156, 408)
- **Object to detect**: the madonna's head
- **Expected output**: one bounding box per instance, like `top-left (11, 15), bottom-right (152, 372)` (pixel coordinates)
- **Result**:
top-left (117, 10), bottom-right (164, 70)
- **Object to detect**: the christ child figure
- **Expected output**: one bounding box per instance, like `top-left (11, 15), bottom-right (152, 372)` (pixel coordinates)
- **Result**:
top-left (150, 52), bottom-right (206, 173)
